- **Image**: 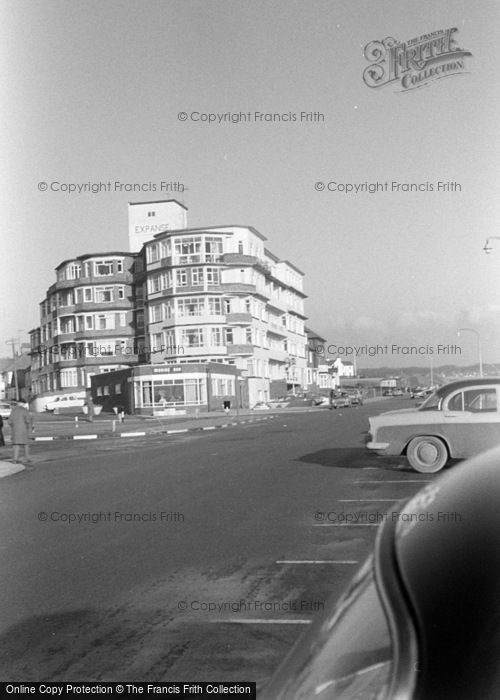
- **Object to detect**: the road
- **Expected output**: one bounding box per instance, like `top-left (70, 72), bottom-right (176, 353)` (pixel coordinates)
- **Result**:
top-left (0, 399), bottom-right (436, 683)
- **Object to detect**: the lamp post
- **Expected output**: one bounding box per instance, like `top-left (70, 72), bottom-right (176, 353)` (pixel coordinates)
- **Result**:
top-left (457, 328), bottom-right (483, 377)
top-left (5, 337), bottom-right (20, 401)
top-left (483, 236), bottom-right (500, 254)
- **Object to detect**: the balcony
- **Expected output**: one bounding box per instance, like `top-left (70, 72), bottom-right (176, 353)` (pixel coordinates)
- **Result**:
top-left (52, 355), bottom-right (139, 368)
top-left (225, 312), bottom-right (252, 325)
top-left (49, 271), bottom-right (134, 292)
top-left (220, 283), bottom-right (256, 295)
top-left (226, 343), bottom-right (254, 356)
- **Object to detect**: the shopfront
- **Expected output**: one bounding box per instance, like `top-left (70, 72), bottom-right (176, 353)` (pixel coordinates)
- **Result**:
top-left (92, 362), bottom-right (244, 415)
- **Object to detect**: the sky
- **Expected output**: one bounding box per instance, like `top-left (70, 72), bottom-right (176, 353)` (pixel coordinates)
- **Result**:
top-left (1, 0), bottom-right (500, 369)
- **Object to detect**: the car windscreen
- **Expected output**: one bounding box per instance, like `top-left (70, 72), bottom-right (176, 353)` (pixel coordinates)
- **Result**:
top-left (418, 391), bottom-right (441, 411)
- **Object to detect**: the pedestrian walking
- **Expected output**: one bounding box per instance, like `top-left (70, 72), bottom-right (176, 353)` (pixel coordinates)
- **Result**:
top-left (0, 414), bottom-right (5, 447)
top-left (85, 391), bottom-right (95, 422)
top-left (329, 389), bottom-right (337, 410)
top-left (8, 400), bottom-right (34, 464)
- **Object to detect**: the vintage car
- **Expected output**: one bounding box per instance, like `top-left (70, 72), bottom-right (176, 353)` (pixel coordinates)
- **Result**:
top-left (259, 448), bottom-right (500, 699)
top-left (366, 378), bottom-right (500, 473)
top-left (0, 402), bottom-right (12, 418)
top-left (45, 394), bottom-right (86, 413)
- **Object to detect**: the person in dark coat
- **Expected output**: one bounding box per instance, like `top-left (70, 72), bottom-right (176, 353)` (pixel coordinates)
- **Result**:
top-left (0, 414), bottom-right (5, 447)
top-left (8, 401), bottom-right (34, 464)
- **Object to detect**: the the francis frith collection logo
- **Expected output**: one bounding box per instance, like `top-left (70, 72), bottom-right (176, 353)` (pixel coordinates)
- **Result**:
top-left (363, 28), bottom-right (472, 91)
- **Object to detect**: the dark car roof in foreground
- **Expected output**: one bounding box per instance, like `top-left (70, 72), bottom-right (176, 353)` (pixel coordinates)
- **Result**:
top-left (393, 447), bottom-right (500, 699)
top-left (434, 377), bottom-right (500, 396)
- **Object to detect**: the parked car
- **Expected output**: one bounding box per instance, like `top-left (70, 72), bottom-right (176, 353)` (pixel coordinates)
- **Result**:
top-left (348, 391), bottom-right (364, 406)
top-left (337, 393), bottom-right (351, 408)
top-left (45, 395), bottom-right (85, 412)
top-left (0, 402), bottom-right (12, 418)
top-left (367, 378), bottom-right (500, 472)
top-left (260, 448), bottom-right (500, 699)
top-left (391, 389), bottom-right (403, 396)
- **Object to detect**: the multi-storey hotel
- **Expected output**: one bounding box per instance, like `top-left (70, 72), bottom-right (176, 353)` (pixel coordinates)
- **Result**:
top-left (29, 252), bottom-right (139, 401)
top-left (29, 200), bottom-right (309, 412)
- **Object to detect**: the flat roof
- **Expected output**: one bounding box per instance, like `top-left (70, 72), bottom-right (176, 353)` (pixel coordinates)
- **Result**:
top-left (55, 252), bottom-right (136, 269)
top-left (128, 199), bottom-right (188, 210)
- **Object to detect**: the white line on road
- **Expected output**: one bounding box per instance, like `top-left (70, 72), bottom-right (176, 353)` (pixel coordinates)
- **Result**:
top-left (167, 429), bottom-right (189, 434)
top-left (276, 560), bottom-right (358, 564)
top-left (120, 432), bottom-right (146, 437)
top-left (353, 479), bottom-right (433, 483)
top-left (202, 426), bottom-right (216, 430)
top-left (34, 436), bottom-right (54, 441)
top-left (73, 435), bottom-right (98, 440)
top-left (338, 499), bottom-right (398, 502)
top-left (210, 619), bottom-right (311, 625)
top-left (313, 523), bottom-right (380, 527)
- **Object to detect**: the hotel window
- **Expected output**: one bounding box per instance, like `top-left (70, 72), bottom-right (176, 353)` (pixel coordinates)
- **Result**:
top-left (175, 268), bottom-right (188, 287)
top-left (210, 327), bottom-right (223, 346)
top-left (177, 297), bottom-right (203, 317)
top-left (60, 369), bottom-right (78, 388)
top-left (67, 263), bottom-right (82, 279)
top-left (85, 315), bottom-right (93, 330)
top-left (191, 268), bottom-right (204, 286)
top-left (224, 328), bottom-right (234, 344)
top-left (116, 259), bottom-right (123, 273)
top-left (150, 304), bottom-right (162, 323)
top-left (115, 383), bottom-right (122, 394)
top-left (148, 211), bottom-right (156, 217)
top-left (206, 268), bottom-right (220, 286)
top-left (161, 271), bottom-right (172, 289)
top-left (180, 327), bottom-right (204, 347)
top-left (163, 301), bottom-right (172, 319)
top-left (118, 312), bottom-right (127, 327)
top-left (117, 287), bottom-right (125, 299)
top-left (205, 237), bottom-right (223, 262)
top-left (136, 311), bottom-right (144, 330)
top-left (174, 237), bottom-right (202, 263)
top-left (149, 274), bottom-right (161, 293)
top-left (75, 288), bottom-right (92, 303)
top-left (245, 328), bottom-right (252, 344)
top-left (151, 332), bottom-right (163, 351)
top-left (148, 244), bottom-right (160, 263)
top-left (94, 259), bottom-right (115, 276)
top-left (208, 297), bottom-right (222, 315)
top-left (97, 314), bottom-right (115, 330)
top-left (165, 330), bottom-right (175, 348)
top-left (245, 298), bottom-right (251, 313)
top-left (95, 287), bottom-right (114, 303)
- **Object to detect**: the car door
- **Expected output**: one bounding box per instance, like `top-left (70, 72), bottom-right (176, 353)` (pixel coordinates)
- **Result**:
top-left (441, 386), bottom-right (500, 457)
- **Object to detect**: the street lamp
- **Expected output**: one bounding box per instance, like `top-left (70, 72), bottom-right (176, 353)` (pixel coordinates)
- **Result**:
top-left (457, 328), bottom-right (483, 377)
top-left (483, 236), bottom-right (500, 254)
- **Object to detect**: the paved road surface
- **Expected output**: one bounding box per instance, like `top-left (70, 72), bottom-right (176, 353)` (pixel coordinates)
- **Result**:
top-left (0, 399), bottom-right (436, 683)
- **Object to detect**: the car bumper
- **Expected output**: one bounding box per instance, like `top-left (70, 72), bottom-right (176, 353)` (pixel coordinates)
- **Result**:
top-left (366, 441), bottom-right (390, 452)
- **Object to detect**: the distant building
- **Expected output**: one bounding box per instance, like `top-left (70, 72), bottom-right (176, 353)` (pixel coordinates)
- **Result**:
top-left (333, 357), bottom-right (355, 377)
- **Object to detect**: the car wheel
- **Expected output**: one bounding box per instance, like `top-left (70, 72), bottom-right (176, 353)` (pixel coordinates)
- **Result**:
top-left (407, 436), bottom-right (448, 473)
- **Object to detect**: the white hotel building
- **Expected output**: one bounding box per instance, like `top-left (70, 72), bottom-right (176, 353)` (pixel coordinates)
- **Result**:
top-left (134, 200), bottom-right (308, 408)
top-left (29, 200), bottom-right (308, 412)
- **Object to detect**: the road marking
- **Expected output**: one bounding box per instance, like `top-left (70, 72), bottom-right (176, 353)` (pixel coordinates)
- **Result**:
top-left (73, 434), bottom-right (98, 440)
top-left (276, 560), bottom-right (358, 565)
top-left (210, 618), bottom-right (311, 625)
top-left (313, 523), bottom-right (380, 527)
top-left (202, 426), bottom-right (216, 430)
top-left (120, 431), bottom-right (146, 437)
top-left (34, 436), bottom-right (54, 441)
top-left (339, 498), bottom-right (398, 502)
top-left (167, 429), bottom-right (189, 434)
top-left (353, 479), bottom-right (433, 483)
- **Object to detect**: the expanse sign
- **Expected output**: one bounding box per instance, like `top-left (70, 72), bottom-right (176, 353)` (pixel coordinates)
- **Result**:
top-left (363, 28), bottom-right (472, 91)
